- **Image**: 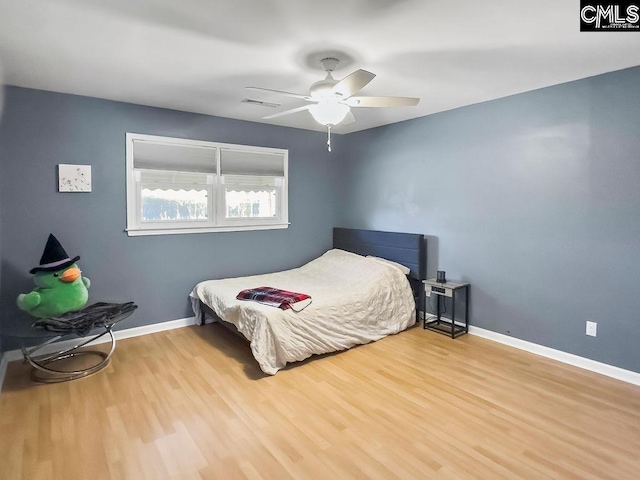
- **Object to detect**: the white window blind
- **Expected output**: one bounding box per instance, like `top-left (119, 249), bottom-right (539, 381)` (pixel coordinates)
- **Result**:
top-left (220, 149), bottom-right (284, 176)
top-left (133, 140), bottom-right (217, 173)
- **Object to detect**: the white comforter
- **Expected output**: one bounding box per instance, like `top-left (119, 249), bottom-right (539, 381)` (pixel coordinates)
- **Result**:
top-left (189, 249), bottom-right (416, 374)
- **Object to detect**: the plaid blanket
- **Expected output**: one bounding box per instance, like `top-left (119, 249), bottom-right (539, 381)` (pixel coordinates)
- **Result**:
top-left (236, 286), bottom-right (312, 312)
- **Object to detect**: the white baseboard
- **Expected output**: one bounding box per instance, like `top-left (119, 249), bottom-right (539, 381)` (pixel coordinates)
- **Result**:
top-left (3, 314), bottom-right (639, 392)
top-left (108, 316), bottom-right (198, 341)
top-left (468, 326), bottom-right (640, 386)
top-left (421, 312), bottom-right (640, 386)
top-left (0, 316), bottom-right (198, 393)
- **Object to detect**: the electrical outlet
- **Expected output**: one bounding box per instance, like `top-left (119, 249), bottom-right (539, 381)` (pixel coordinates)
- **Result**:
top-left (586, 321), bottom-right (597, 337)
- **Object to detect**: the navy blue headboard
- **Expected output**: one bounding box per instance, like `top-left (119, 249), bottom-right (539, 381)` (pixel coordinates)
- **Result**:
top-left (333, 228), bottom-right (425, 281)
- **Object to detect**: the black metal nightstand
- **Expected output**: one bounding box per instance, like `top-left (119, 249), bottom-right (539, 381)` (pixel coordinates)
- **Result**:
top-left (422, 279), bottom-right (469, 338)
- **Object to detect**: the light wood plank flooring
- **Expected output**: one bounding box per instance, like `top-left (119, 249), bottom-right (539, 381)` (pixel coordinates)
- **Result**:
top-left (1, 323), bottom-right (639, 480)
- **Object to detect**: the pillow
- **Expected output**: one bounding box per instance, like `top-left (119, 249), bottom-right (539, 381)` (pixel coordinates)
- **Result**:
top-left (366, 256), bottom-right (411, 275)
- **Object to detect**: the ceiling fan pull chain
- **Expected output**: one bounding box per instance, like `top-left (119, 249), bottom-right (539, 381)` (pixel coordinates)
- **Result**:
top-left (327, 125), bottom-right (332, 152)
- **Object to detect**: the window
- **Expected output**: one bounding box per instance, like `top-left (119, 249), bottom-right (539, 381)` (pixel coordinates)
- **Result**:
top-left (126, 133), bottom-right (288, 236)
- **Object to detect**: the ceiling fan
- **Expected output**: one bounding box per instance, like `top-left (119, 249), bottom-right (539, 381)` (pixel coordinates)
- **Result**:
top-left (246, 57), bottom-right (420, 151)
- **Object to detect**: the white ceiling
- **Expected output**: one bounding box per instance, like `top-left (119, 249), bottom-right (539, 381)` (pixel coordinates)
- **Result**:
top-left (1, 0), bottom-right (639, 134)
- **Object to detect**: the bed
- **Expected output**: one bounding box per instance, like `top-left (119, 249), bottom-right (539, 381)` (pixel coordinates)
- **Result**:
top-left (190, 228), bottom-right (425, 374)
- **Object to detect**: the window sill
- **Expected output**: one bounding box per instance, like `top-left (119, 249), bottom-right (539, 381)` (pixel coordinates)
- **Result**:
top-left (126, 223), bottom-right (290, 237)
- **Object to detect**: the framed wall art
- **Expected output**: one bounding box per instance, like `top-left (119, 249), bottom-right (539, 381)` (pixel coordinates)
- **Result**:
top-left (58, 164), bottom-right (92, 192)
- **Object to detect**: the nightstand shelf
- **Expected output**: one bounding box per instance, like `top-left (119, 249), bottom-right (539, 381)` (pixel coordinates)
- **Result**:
top-left (422, 279), bottom-right (469, 338)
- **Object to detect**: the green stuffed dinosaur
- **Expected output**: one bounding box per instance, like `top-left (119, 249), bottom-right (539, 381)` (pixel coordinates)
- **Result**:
top-left (17, 234), bottom-right (90, 318)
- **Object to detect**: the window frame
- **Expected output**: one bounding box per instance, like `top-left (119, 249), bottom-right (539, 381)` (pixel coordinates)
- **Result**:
top-left (125, 133), bottom-right (289, 236)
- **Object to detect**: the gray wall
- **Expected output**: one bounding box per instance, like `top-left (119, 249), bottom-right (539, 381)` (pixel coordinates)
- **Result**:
top-left (0, 97), bottom-right (2, 356)
top-left (339, 66), bottom-right (640, 373)
top-left (0, 87), bottom-right (340, 349)
top-left (2, 67), bottom-right (639, 373)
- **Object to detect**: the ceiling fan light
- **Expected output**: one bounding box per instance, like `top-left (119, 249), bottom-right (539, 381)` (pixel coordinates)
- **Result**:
top-left (308, 101), bottom-right (350, 126)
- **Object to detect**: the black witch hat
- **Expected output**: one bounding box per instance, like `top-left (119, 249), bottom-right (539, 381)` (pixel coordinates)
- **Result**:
top-left (30, 234), bottom-right (81, 274)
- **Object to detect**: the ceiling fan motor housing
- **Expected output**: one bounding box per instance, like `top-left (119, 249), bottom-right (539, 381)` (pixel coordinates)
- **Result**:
top-left (310, 57), bottom-right (341, 99)
top-left (309, 76), bottom-right (338, 99)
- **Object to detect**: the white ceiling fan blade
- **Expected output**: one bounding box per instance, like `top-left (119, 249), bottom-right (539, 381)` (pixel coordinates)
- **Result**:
top-left (332, 70), bottom-right (376, 98)
top-left (345, 96), bottom-right (420, 107)
top-left (342, 111), bottom-right (356, 125)
top-left (262, 105), bottom-right (311, 120)
top-left (246, 87), bottom-right (312, 101)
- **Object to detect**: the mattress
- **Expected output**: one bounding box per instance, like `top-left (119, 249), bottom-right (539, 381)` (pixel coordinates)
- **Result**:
top-left (190, 249), bottom-right (416, 374)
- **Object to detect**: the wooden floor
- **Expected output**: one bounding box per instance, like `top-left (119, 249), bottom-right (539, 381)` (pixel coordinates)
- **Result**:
top-left (1, 323), bottom-right (639, 480)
